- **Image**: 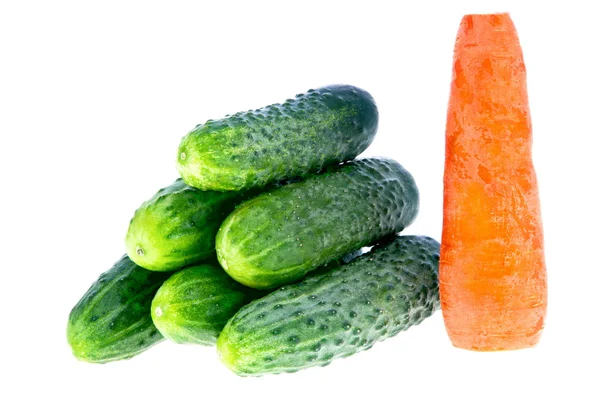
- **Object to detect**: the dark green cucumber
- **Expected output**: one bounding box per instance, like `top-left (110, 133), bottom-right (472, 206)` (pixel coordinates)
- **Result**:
top-left (151, 264), bottom-right (261, 345)
top-left (125, 178), bottom-right (245, 271)
top-left (67, 255), bottom-right (172, 363)
top-left (216, 157), bottom-right (419, 289)
top-left (176, 84), bottom-right (378, 191)
top-left (217, 235), bottom-right (440, 376)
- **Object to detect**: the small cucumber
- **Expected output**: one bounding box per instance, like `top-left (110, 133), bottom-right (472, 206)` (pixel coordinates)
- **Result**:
top-left (67, 255), bottom-right (172, 363)
top-left (125, 179), bottom-right (245, 271)
top-left (150, 250), bottom-right (363, 345)
top-left (176, 85), bottom-right (378, 191)
top-left (216, 157), bottom-right (419, 289)
top-left (217, 235), bottom-right (440, 376)
top-left (151, 264), bottom-right (261, 345)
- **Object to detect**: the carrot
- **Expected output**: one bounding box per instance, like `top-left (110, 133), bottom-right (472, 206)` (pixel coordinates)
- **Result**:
top-left (440, 13), bottom-right (548, 351)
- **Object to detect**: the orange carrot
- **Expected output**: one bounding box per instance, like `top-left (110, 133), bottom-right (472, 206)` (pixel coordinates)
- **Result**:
top-left (440, 13), bottom-right (547, 351)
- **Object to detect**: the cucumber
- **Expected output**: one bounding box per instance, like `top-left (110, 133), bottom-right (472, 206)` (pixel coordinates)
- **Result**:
top-left (216, 157), bottom-right (419, 289)
top-left (176, 84), bottom-right (378, 191)
top-left (125, 178), bottom-right (244, 271)
top-left (150, 249), bottom-right (364, 345)
top-left (151, 264), bottom-right (261, 345)
top-left (217, 235), bottom-right (440, 376)
top-left (67, 255), bottom-right (172, 363)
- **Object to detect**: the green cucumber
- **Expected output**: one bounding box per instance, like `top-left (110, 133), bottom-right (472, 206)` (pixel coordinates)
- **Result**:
top-left (150, 249), bottom-right (364, 345)
top-left (216, 157), bottom-right (419, 289)
top-left (151, 264), bottom-right (261, 345)
top-left (125, 178), bottom-right (245, 271)
top-left (67, 255), bottom-right (172, 363)
top-left (217, 235), bottom-right (440, 376)
top-left (176, 84), bottom-right (378, 191)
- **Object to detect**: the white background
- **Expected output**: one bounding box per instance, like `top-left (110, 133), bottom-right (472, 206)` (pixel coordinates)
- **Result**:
top-left (1, 0), bottom-right (598, 398)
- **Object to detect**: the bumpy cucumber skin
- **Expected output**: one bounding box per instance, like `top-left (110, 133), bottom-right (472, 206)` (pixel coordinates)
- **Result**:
top-left (150, 249), bottom-right (363, 345)
top-left (125, 179), bottom-right (243, 271)
top-left (216, 157), bottom-right (419, 289)
top-left (217, 235), bottom-right (440, 376)
top-left (67, 255), bottom-right (172, 363)
top-left (151, 264), bottom-right (261, 345)
top-left (176, 85), bottom-right (378, 191)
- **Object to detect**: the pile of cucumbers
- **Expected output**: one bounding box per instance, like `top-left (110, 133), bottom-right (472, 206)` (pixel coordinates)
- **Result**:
top-left (67, 85), bottom-right (440, 376)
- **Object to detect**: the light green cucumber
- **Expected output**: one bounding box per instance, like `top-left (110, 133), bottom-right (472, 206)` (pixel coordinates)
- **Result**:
top-left (217, 235), bottom-right (440, 376)
top-left (150, 249), bottom-right (364, 345)
top-left (125, 178), bottom-right (246, 271)
top-left (176, 84), bottom-right (378, 191)
top-left (151, 264), bottom-right (261, 345)
top-left (216, 157), bottom-right (419, 289)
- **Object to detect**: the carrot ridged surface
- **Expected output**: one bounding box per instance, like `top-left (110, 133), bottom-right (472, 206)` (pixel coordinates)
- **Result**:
top-left (440, 13), bottom-right (547, 351)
